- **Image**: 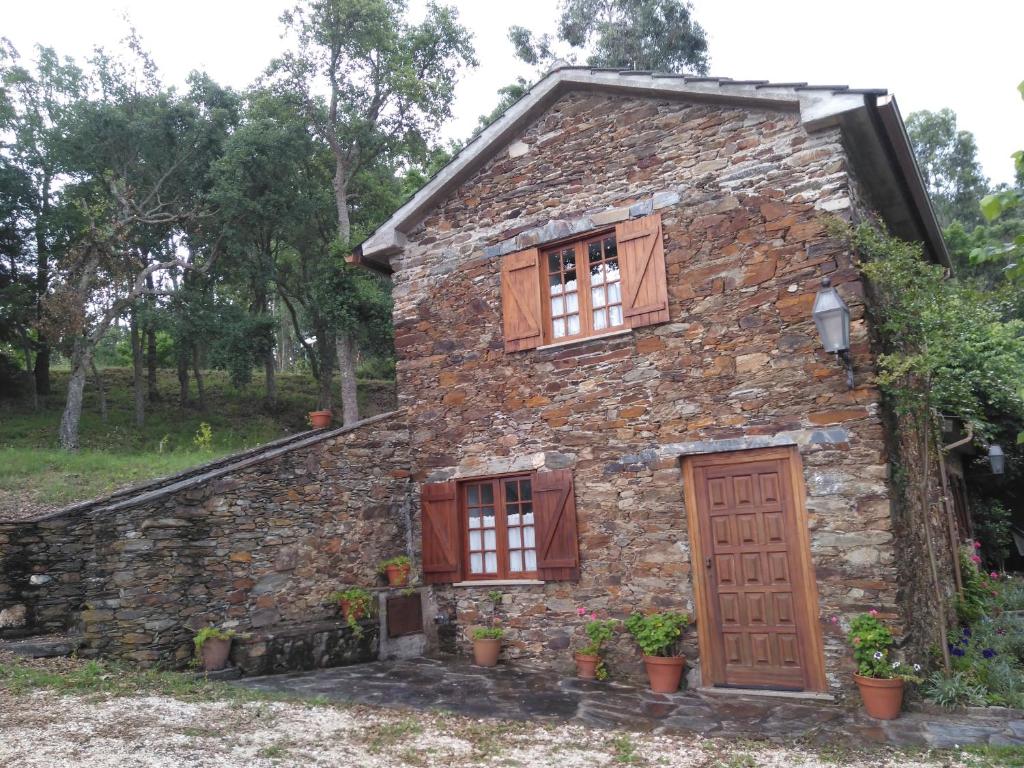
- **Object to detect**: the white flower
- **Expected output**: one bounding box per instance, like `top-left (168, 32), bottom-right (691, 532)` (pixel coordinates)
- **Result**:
top-left (913, 664), bottom-right (922, 672)
top-left (873, 651), bottom-right (883, 660)
top-left (891, 661), bottom-right (901, 669)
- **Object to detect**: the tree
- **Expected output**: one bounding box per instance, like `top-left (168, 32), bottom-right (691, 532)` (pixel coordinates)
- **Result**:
top-left (906, 108), bottom-right (990, 229)
top-left (476, 78), bottom-right (528, 134)
top-left (271, 0), bottom-right (475, 425)
top-left (509, 0), bottom-right (709, 74)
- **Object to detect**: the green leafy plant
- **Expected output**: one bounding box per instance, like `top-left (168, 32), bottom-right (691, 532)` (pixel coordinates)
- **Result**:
top-left (378, 555), bottom-right (411, 573)
top-left (326, 587), bottom-right (374, 636)
top-left (624, 611), bottom-right (688, 657)
top-left (193, 626), bottom-right (235, 653)
top-left (922, 670), bottom-right (988, 708)
top-left (471, 626), bottom-right (504, 641)
top-left (957, 545), bottom-right (994, 625)
top-left (576, 609), bottom-right (619, 681)
top-left (487, 590), bottom-right (504, 607)
top-left (846, 612), bottom-right (921, 682)
top-left (192, 422), bottom-right (213, 451)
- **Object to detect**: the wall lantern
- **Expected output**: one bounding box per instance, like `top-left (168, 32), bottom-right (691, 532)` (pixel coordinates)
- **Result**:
top-left (812, 277), bottom-right (853, 388)
top-left (988, 444), bottom-right (1006, 475)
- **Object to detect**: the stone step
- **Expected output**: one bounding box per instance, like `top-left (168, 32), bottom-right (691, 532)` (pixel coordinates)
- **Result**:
top-left (0, 634), bottom-right (84, 658)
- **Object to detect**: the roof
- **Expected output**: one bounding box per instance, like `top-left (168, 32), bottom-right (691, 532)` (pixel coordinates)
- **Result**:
top-left (354, 66), bottom-right (949, 272)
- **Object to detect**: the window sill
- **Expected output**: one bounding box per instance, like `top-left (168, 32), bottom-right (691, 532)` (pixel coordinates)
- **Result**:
top-left (536, 328), bottom-right (632, 352)
top-left (451, 579), bottom-right (545, 588)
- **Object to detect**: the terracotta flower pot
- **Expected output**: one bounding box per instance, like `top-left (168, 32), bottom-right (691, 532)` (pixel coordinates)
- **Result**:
top-left (473, 638), bottom-right (501, 667)
top-left (574, 652), bottom-right (600, 679)
top-left (642, 655), bottom-right (685, 693)
top-left (854, 674), bottom-right (904, 720)
top-left (200, 637), bottom-right (232, 672)
top-left (308, 410), bottom-right (332, 429)
top-left (385, 563), bottom-right (410, 587)
top-left (339, 599), bottom-right (367, 622)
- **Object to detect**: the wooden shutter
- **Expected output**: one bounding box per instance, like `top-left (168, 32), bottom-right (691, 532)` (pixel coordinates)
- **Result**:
top-left (533, 469), bottom-right (580, 581)
top-left (421, 481), bottom-right (461, 584)
top-left (500, 247), bottom-right (544, 352)
top-left (616, 213), bottom-right (670, 328)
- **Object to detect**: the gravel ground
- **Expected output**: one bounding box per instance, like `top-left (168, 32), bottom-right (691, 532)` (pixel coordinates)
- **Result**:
top-left (0, 685), bottom-right (985, 768)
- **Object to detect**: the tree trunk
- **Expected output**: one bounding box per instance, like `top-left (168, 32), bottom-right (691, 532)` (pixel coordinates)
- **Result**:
top-left (333, 158), bottom-right (351, 245)
top-left (193, 347), bottom-right (206, 411)
top-left (90, 358), bottom-right (108, 423)
top-left (336, 333), bottom-right (359, 426)
top-left (33, 173), bottom-right (51, 397)
top-left (316, 328), bottom-right (335, 411)
top-left (19, 331), bottom-right (37, 411)
top-left (145, 273), bottom-right (160, 402)
top-left (177, 352), bottom-right (190, 407)
top-left (130, 312), bottom-right (145, 427)
top-left (264, 350), bottom-right (277, 408)
top-left (58, 338), bottom-right (90, 451)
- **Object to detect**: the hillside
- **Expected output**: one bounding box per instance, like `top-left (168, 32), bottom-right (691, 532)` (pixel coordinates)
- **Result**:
top-left (0, 368), bottom-right (396, 519)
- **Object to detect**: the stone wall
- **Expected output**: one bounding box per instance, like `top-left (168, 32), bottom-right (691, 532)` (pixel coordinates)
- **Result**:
top-left (393, 90), bottom-right (903, 694)
top-left (0, 412), bottom-right (412, 670)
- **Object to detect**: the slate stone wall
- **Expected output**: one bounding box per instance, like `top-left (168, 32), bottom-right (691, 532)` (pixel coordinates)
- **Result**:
top-left (0, 413), bottom-right (412, 670)
top-left (393, 90), bottom-right (903, 694)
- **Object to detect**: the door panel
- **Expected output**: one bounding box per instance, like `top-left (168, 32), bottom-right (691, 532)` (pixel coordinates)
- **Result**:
top-left (688, 450), bottom-right (821, 691)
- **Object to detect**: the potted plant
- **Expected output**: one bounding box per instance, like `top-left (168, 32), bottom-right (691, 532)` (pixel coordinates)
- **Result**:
top-left (379, 555), bottom-right (411, 587)
top-left (327, 587), bottom-right (374, 637)
top-left (471, 626), bottom-right (504, 667)
top-left (846, 610), bottom-right (922, 720)
top-left (193, 626), bottom-right (236, 672)
top-left (308, 409), bottom-right (332, 429)
top-left (574, 607), bottom-right (618, 680)
top-left (625, 611), bottom-right (689, 693)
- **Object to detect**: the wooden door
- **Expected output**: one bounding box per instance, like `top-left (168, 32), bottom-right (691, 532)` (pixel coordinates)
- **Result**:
top-left (685, 448), bottom-right (825, 692)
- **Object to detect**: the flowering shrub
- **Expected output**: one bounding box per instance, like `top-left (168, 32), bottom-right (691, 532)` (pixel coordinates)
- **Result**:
top-left (846, 612), bottom-right (921, 682)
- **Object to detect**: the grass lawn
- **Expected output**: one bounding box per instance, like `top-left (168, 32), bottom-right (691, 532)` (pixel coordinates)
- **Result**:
top-left (0, 368), bottom-right (395, 517)
top-left (2, 652), bottom-right (1015, 768)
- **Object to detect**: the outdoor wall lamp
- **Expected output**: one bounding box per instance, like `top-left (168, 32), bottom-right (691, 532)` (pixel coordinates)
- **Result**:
top-left (988, 444), bottom-right (1006, 475)
top-left (812, 277), bottom-right (853, 389)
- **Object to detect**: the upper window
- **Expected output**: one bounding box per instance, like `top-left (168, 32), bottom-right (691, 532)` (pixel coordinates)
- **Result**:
top-left (500, 213), bottom-right (670, 353)
top-left (545, 234), bottom-right (624, 341)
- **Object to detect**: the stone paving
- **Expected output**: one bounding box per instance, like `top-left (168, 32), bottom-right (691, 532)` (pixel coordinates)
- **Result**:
top-left (234, 657), bottom-right (1024, 748)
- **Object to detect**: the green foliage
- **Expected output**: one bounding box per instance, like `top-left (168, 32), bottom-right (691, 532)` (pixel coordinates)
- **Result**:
top-left (845, 613), bottom-right (920, 681)
top-left (378, 555), bottom-right (410, 572)
top-left (486, 590), bottom-right (504, 607)
top-left (973, 500), bottom-right (1014, 569)
top-left (510, 0), bottom-right (709, 74)
top-left (922, 670), bottom-right (988, 708)
top-left (193, 626), bottom-right (236, 652)
top-left (624, 611), bottom-right (688, 657)
top-left (192, 422), bottom-right (213, 451)
top-left (327, 586), bottom-right (374, 635)
top-left (577, 617), bottom-right (618, 657)
top-left (471, 626), bottom-right (504, 640)
top-left (846, 222), bottom-right (1024, 444)
top-left (958, 547), bottom-right (995, 625)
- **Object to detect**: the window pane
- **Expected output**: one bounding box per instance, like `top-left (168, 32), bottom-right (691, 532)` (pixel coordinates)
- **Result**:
top-left (521, 482), bottom-right (532, 501)
top-left (565, 292), bottom-right (578, 313)
top-left (591, 261), bottom-right (605, 285)
top-left (524, 526), bottom-right (535, 547)
top-left (470, 531), bottom-right (482, 550)
top-left (482, 484), bottom-right (494, 504)
top-left (505, 482), bottom-right (519, 503)
top-left (468, 485), bottom-right (479, 505)
top-left (468, 509), bottom-right (481, 528)
top-left (565, 271), bottom-right (577, 291)
top-left (484, 529), bottom-right (496, 550)
top-left (567, 314), bottom-right (580, 335)
top-left (549, 273), bottom-right (563, 295)
top-left (509, 551), bottom-right (523, 572)
top-left (550, 296), bottom-right (564, 316)
top-left (552, 318), bottom-right (566, 338)
top-left (483, 509), bottom-right (495, 528)
top-left (593, 309), bottom-right (607, 331)
top-left (592, 286), bottom-right (605, 308)
top-left (509, 528), bottom-right (521, 548)
top-left (603, 236), bottom-right (617, 259)
top-left (508, 512), bottom-right (520, 527)
top-left (522, 504), bottom-right (533, 522)
top-left (608, 280), bottom-right (621, 304)
top-left (525, 550), bottom-right (537, 571)
top-left (606, 259), bottom-right (620, 282)
top-left (548, 252), bottom-right (561, 273)
top-left (470, 553), bottom-right (483, 574)
top-left (485, 552), bottom-right (498, 572)
top-left (588, 241), bottom-right (600, 261)
top-left (609, 305), bottom-right (623, 327)
top-left (562, 250), bottom-right (575, 270)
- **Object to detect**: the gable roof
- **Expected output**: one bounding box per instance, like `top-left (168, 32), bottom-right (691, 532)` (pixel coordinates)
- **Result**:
top-left (353, 66), bottom-right (949, 272)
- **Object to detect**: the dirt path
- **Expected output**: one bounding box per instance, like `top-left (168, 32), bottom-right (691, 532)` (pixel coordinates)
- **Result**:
top-left (0, 687), bottom-right (983, 768)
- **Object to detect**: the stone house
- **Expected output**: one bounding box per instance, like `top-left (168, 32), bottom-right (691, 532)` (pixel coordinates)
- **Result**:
top-left (1, 68), bottom-right (963, 697)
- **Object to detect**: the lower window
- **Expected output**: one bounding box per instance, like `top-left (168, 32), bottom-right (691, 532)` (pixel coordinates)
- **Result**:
top-left (463, 475), bottom-right (537, 579)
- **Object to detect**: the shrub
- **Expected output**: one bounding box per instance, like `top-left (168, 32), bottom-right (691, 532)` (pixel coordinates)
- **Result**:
top-left (624, 612), bottom-right (688, 657)
top-left (923, 671), bottom-right (988, 708)
top-left (471, 626), bottom-right (504, 641)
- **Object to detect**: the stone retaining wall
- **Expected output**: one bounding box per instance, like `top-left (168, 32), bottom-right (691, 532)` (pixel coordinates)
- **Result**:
top-left (0, 412), bottom-right (412, 670)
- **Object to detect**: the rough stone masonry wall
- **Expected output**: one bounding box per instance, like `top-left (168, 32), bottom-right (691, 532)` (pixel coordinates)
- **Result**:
top-left (394, 90), bottom-right (900, 694)
top-left (0, 413), bottom-right (412, 670)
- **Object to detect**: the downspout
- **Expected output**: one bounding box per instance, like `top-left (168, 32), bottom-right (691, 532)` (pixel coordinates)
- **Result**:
top-left (939, 417), bottom-right (974, 597)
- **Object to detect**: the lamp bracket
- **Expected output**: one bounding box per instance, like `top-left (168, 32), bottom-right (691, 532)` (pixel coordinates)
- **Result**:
top-left (836, 349), bottom-right (854, 389)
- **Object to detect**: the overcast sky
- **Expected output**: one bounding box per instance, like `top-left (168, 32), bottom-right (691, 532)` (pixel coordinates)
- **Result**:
top-left (5, 1), bottom-right (1022, 185)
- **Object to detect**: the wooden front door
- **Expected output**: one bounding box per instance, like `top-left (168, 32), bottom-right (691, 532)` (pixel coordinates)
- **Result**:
top-left (685, 448), bottom-right (825, 692)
